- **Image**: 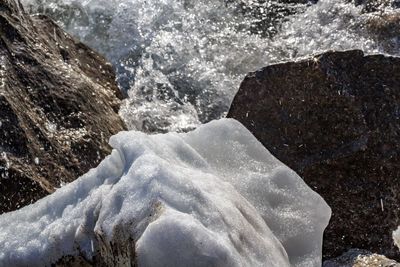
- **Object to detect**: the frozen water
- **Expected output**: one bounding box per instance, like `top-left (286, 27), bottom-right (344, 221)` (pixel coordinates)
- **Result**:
top-left (16, 0), bottom-right (400, 260)
top-left (0, 119), bottom-right (330, 267)
top-left (22, 0), bottom-right (400, 133)
top-left (394, 227), bottom-right (400, 250)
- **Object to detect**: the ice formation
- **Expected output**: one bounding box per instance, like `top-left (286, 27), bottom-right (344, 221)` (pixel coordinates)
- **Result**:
top-left (0, 119), bottom-right (331, 267)
top-left (22, 0), bottom-right (400, 133)
top-left (394, 227), bottom-right (400, 250)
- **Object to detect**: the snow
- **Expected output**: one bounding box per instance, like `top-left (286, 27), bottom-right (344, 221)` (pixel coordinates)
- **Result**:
top-left (0, 119), bottom-right (331, 267)
top-left (394, 227), bottom-right (400, 250)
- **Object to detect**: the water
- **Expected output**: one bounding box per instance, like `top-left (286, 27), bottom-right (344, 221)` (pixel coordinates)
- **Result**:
top-left (22, 0), bottom-right (400, 133)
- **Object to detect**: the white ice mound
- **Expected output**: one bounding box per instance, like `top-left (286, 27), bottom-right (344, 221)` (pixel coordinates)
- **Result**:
top-left (0, 119), bottom-right (331, 267)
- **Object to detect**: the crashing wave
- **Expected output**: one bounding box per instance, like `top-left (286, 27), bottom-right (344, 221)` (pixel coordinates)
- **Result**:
top-left (22, 0), bottom-right (400, 133)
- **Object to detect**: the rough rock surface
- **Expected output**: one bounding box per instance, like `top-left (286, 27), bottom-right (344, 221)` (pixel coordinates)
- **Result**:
top-left (352, 0), bottom-right (400, 12)
top-left (356, 0), bottom-right (400, 54)
top-left (234, 0), bottom-right (318, 37)
top-left (228, 50), bottom-right (400, 259)
top-left (323, 249), bottom-right (400, 267)
top-left (0, 0), bottom-right (125, 214)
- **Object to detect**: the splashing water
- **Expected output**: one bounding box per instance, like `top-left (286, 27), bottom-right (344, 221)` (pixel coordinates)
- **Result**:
top-left (22, 0), bottom-right (400, 132)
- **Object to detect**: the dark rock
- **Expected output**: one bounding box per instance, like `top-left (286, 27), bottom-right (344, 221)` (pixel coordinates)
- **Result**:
top-left (364, 11), bottom-right (400, 54)
top-left (230, 0), bottom-right (318, 37)
top-left (0, 0), bottom-right (126, 213)
top-left (352, 0), bottom-right (400, 12)
top-left (323, 249), bottom-right (400, 267)
top-left (346, 0), bottom-right (400, 54)
top-left (228, 50), bottom-right (400, 259)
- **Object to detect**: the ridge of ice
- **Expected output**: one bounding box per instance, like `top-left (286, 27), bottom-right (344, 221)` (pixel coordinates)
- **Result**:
top-left (0, 119), bottom-right (330, 267)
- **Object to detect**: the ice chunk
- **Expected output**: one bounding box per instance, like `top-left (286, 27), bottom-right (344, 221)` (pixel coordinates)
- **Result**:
top-left (0, 119), bottom-right (330, 267)
top-left (394, 227), bottom-right (400, 250)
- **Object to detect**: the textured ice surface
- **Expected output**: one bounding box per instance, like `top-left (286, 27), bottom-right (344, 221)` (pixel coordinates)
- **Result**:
top-left (22, 0), bottom-right (400, 133)
top-left (0, 119), bottom-right (330, 267)
top-left (395, 227), bottom-right (400, 250)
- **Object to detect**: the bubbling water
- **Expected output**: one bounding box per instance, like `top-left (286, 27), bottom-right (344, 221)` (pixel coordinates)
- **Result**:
top-left (22, 0), bottom-right (400, 132)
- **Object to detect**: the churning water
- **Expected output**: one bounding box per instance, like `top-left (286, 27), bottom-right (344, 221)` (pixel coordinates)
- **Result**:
top-left (22, 0), bottom-right (400, 132)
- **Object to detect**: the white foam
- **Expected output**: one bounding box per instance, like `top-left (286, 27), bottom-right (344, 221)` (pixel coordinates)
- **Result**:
top-left (0, 119), bottom-right (330, 266)
top-left (22, 0), bottom-right (400, 133)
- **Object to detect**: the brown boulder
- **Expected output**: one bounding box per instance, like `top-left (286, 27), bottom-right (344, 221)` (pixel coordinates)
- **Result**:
top-left (0, 0), bottom-right (125, 213)
top-left (228, 50), bottom-right (400, 259)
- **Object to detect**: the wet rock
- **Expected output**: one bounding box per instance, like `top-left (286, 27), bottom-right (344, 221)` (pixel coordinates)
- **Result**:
top-left (363, 10), bottom-right (400, 54)
top-left (232, 0), bottom-right (318, 37)
top-left (228, 50), bottom-right (400, 259)
top-left (352, 0), bottom-right (400, 12)
top-left (0, 0), bottom-right (125, 213)
top-left (347, 0), bottom-right (400, 54)
top-left (323, 249), bottom-right (400, 267)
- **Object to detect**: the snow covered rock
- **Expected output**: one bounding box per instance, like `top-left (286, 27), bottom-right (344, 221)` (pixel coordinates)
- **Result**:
top-left (0, 0), bottom-right (125, 213)
top-left (0, 119), bottom-right (330, 267)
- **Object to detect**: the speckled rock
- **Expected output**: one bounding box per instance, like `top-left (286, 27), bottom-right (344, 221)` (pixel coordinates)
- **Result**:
top-left (323, 249), bottom-right (400, 267)
top-left (0, 0), bottom-right (126, 213)
top-left (349, 0), bottom-right (400, 55)
top-left (352, 0), bottom-right (400, 12)
top-left (233, 0), bottom-right (318, 37)
top-left (228, 50), bottom-right (400, 259)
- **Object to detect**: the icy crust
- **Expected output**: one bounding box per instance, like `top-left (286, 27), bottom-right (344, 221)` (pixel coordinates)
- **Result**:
top-left (0, 119), bottom-right (331, 267)
top-left (394, 227), bottom-right (400, 250)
